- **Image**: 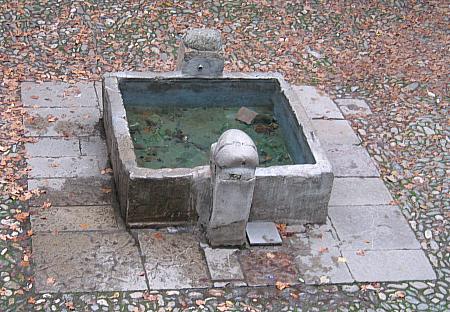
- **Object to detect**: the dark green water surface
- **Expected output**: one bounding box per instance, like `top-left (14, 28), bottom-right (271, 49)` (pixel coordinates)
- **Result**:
top-left (126, 105), bottom-right (294, 169)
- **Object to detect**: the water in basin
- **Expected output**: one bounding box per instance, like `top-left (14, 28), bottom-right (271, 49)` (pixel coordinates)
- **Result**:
top-left (126, 105), bottom-right (294, 169)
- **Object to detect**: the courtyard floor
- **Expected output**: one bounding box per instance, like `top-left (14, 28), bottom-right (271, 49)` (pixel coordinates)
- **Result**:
top-left (0, 1), bottom-right (448, 311)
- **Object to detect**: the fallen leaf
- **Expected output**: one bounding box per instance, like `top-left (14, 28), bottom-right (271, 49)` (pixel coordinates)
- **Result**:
top-left (79, 223), bottom-right (89, 230)
top-left (65, 301), bottom-right (75, 310)
top-left (266, 252), bottom-right (276, 259)
top-left (15, 212), bottom-right (29, 222)
top-left (42, 201), bottom-right (52, 209)
top-left (275, 281), bottom-right (290, 290)
top-left (356, 249), bottom-right (366, 256)
top-left (47, 115), bottom-right (58, 122)
top-left (100, 187), bottom-right (112, 194)
top-left (101, 167), bottom-right (113, 174)
top-left (153, 232), bottom-right (164, 240)
top-left (319, 247), bottom-right (329, 254)
top-left (46, 277), bottom-right (56, 285)
top-left (143, 293), bottom-right (157, 301)
top-left (27, 297), bottom-right (36, 304)
top-left (393, 290), bottom-right (406, 299)
top-left (319, 275), bottom-right (330, 284)
top-left (30, 95), bottom-right (40, 100)
top-left (195, 299), bottom-right (206, 306)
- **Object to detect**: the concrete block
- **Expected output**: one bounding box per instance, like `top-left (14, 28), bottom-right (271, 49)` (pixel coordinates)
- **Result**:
top-left (324, 144), bottom-right (379, 177)
top-left (293, 85), bottom-right (343, 120)
top-left (24, 107), bottom-right (100, 137)
top-left (311, 120), bottom-right (360, 146)
top-left (328, 205), bottom-right (421, 250)
top-left (246, 222), bottom-right (282, 245)
top-left (21, 81), bottom-right (98, 108)
top-left (31, 205), bottom-right (118, 232)
top-left (343, 249), bottom-right (436, 282)
top-left (28, 176), bottom-right (113, 207)
top-left (203, 248), bottom-right (244, 281)
top-left (329, 178), bottom-right (393, 206)
top-left (33, 231), bottom-right (147, 293)
top-left (80, 136), bottom-right (108, 156)
top-left (293, 247), bottom-right (354, 285)
top-left (239, 249), bottom-right (299, 286)
top-left (138, 231), bottom-right (211, 289)
top-left (28, 156), bottom-right (108, 178)
top-left (335, 98), bottom-right (372, 117)
top-left (25, 138), bottom-right (81, 158)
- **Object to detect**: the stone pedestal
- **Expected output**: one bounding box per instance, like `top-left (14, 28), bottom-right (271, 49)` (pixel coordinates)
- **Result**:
top-left (207, 129), bottom-right (258, 247)
top-left (176, 28), bottom-right (224, 77)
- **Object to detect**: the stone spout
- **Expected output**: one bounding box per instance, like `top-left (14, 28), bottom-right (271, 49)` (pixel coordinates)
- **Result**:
top-left (207, 129), bottom-right (258, 247)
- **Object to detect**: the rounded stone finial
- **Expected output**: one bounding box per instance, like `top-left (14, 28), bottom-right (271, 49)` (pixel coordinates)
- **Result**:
top-left (183, 28), bottom-right (222, 51)
top-left (212, 129), bottom-right (259, 169)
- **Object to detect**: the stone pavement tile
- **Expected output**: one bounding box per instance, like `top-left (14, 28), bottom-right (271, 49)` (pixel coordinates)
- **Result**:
top-left (138, 231), bottom-right (211, 289)
top-left (293, 247), bottom-right (354, 285)
top-left (293, 85), bottom-right (344, 120)
top-left (33, 231), bottom-right (147, 293)
top-left (324, 144), bottom-right (380, 177)
top-left (28, 156), bottom-right (108, 178)
top-left (25, 137), bottom-right (81, 158)
top-left (246, 222), bottom-right (282, 245)
top-left (329, 205), bottom-right (421, 250)
top-left (287, 221), bottom-right (340, 252)
top-left (28, 176), bottom-right (113, 207)
top-left (311, 120), bottom-right (360, 146)
top-left (335, 98), bottom-right (372, 117)
top-left (80, 136), bottom-right (108, 156)
top-left (203, 247), bottom-right (244, 281)
top-left (343, 249), bottom-right (436, 282)
top-left (329, 178), bottom-right (393, 206)
top-left (239, 249), bottom-right (299, 286)
top-left (21, 81), bottom-right (98, 108)
top-left (24, 107), bottom-right (100, 137)
top-left (31, 205), bottom-right (118, 232)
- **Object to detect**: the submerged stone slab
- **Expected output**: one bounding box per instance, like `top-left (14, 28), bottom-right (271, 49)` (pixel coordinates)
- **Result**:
top-left (25, 138), bottom-right (81, 158)
top-left (239, 249), bottom-right (299, 286)
top-left (329, 178), bottom-right (393, 206)
top-left (203, 248), bottom-right (244, 281)
top-left (33, 231), bottom-right (147, 293)
top-left (21, 81), bottom-right (98, 108)
top-left (293, 247), bottom-right (354, 285)
top-left (328, 205), bottom-right (420, 250)
top-left (28, 156), bottom-right (108, 178)
top-left (324, 144), bottom-right (379, 177)
top-left (138, 231), bottom-right (211, 289)
top-left (293, 85), bottom-right (344, 120)
top-left (311, 119), bottom-right (360, 146)
top-left (343, 249), bottom-right (436, 282)
top-left (335, 98), bottom-right (372, 117)
top-left (246, 222), bottom-right (282, 245)
top-left (31, 205), bottom-right (118, 232)
top-left (28, 176), bottom-right (113, 207)
top-left (24, 107), bottom-right (100, 137)
top-left (80, 136), bottom-right (108, 156)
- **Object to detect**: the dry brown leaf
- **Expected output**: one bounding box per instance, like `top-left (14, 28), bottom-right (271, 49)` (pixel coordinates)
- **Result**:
top-left (153, 232), bottom-right (164, 240)
top-left (15, 212), bottom-right (29, 222)
top-left (47, 115), bottom-right (58, 122)
top-left (30, 95), bottom-right (39, 100)
top-left (319, 247), bottom-right (329, 254)
top-left (100, 187), bottom-right (112, 194)
top-left (101, 167), bottom-right (113, 174)
top-left (42, 201), bottom-right (52, 209)
top-left (79, 223), bottom-right (89, 230)
top-left (46, 277), bottom-right (56, 285)
top-left (275, 281), bottom-right (290, 290)
top-left (356, 249), bottom-right (366, 256)
top-left (27, 297), bottom-right (36, 304)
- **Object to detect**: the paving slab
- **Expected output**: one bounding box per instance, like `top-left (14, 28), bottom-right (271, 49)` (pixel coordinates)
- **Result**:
top-left (239, 249), bottom-right (299, 286)
top-left (329, 178), bottom-right (393, 206)
top-left (80, 136), bottom-right (108, 156)
top-left (293, 247), bottom-right (354, 285)
top-left (329, 205), bottom-right (420, 250)
top-left (31, 205), bottom-right (118, 232)
top-left (28, 156), bottom-right (108, 178)
top-left (246, 222), bottom-right (282, 245)
top-left (335, 98), bottom-right (372, 117)
top-left (21, 81), bottom-right (98, 108)
top-left (24, 107), bottom-right (100, 137)
top-left (138, 231), bottom-right (211, 289)
top-left (324, 144), bottom-right (379, 177)
top-left (311, 119), bottom-right (360, 146)
top-left (343, 249), bottom-right (436, 282)
top-left (28, 176), bottom-right (113, 207)
top-left (293, 85), bottom-right (344, 119)
top-left (287, 221), bottom-right (340, 252)
top-left (33, 231), bottom-right (147, 293)
top-left (203, 248), bottom-right (244, 281)
top-left (25, 137), bottom-right (81, 158)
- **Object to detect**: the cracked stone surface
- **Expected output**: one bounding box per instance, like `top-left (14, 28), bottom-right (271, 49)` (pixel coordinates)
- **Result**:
top-left (32, 231), bottom-right (147, 293)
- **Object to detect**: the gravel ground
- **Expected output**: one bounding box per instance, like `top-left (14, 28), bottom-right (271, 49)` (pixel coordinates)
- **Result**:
top-left (0, 1), bottom-right (448, 311)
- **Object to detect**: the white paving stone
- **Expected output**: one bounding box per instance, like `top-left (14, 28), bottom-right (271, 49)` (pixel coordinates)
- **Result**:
top-left (293, 85), bottom-right (344, 119)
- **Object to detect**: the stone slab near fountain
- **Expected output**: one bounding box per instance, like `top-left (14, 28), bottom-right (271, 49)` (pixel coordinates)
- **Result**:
top-left (102, 29), bottom-right (333, 243)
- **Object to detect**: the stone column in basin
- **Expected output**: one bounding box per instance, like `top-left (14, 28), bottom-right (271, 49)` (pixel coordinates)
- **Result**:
top-left (207, 129), bottom-right (258, 247)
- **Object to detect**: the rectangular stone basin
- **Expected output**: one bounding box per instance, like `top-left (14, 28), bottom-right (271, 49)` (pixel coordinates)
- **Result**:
top-left (103, 72), bottom-right (333, 227)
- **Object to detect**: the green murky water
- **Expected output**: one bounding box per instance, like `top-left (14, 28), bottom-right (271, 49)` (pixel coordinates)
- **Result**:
top-left (126, 105), bottom-right (293, 169)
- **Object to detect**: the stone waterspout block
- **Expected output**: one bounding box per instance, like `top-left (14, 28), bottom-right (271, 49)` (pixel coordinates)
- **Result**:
top-left (207, 129), bottom-right (258, 247)
top-left (176, 28), bottom-right (224, 77)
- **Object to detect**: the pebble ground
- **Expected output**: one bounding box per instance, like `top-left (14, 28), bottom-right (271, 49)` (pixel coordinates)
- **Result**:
top-left (0, 1), bottom-right (448, 311)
